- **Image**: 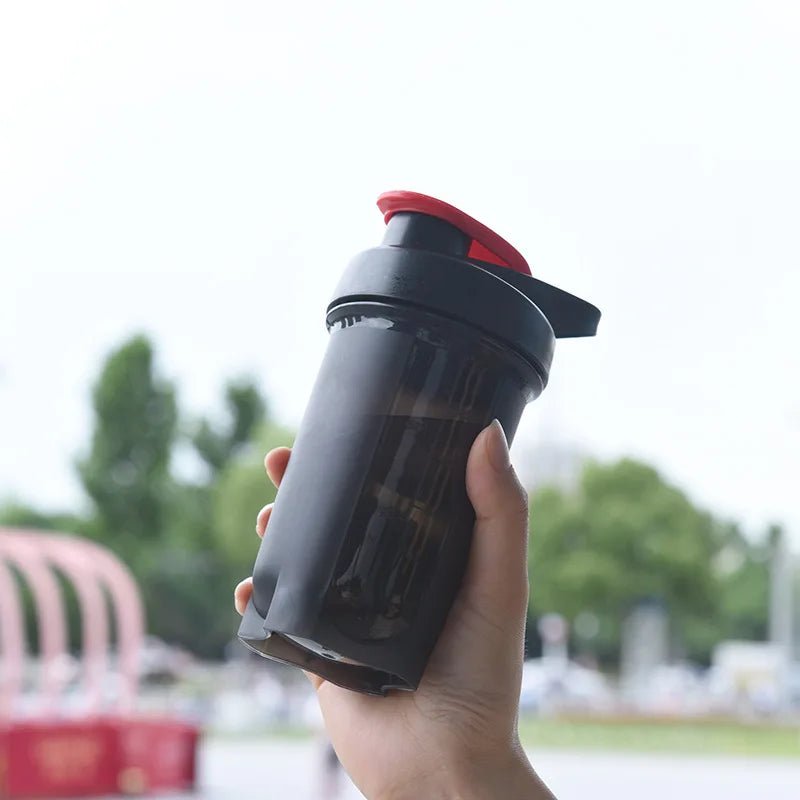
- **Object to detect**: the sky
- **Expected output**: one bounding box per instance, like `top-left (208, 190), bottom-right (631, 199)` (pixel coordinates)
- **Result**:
top-left (1, 1), bottom-right (799, 542)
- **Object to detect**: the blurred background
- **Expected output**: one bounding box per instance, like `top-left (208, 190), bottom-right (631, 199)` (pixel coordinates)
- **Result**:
top-left (1, 1), bottom-right (799, 798)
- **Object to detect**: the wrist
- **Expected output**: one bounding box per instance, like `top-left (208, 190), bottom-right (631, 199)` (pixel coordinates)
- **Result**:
top-left (448, 748), bottom-right (554, 800)
top-left (377, 745), bottom-right (554, 800)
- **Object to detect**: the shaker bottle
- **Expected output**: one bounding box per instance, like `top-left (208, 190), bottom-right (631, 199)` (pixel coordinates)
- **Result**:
top-left (238, 191), bottom-right (600, 695)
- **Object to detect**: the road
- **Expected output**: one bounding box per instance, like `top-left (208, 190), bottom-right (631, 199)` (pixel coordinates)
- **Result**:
top-left (171, 738), bottom-right (800, 799)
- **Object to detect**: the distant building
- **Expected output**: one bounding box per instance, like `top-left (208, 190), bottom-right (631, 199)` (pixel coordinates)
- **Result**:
top-left (513, 384), bottom-right (588, 492)
top-left (515, 438), bottom-right (587, 492)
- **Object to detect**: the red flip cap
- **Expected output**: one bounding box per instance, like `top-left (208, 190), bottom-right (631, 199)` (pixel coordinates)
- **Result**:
top-left (377, 190), bottom-right (531, 276)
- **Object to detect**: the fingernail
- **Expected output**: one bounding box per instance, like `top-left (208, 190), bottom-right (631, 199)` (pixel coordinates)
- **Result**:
top-left (486, 419), bottom-right (511, 473)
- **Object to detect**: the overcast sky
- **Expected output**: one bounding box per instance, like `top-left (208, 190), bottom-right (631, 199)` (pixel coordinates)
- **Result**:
top-left (1, 1), bottom-right (799, 543)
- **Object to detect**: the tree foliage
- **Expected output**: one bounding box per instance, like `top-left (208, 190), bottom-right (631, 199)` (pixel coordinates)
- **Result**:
top-left (528, 458), bottom-right (770, 663)
top-left (191, 380), bottom-right (266, 475)
top-left (0, 502), bottom-right (83, 535)
top-left (77, 335), bottom-right (177, 562)
top-left (212, 422), bottom-right (294, 576)
top-left (717, 526), bottom-right (770, 643)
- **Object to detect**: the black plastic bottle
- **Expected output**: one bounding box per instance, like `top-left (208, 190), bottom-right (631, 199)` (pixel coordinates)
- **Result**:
top-left (238, 191), bottom-right (600, 695)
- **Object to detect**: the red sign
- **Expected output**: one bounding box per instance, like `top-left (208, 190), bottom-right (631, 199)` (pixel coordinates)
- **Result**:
top-left (0, 718), bottom-right (198, 798)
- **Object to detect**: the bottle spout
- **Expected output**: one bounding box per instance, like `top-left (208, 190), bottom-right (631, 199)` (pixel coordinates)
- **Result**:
top-left (526, 277), bottom-right (600, 339)
top-left (483, 269), bottom-right (601, 339)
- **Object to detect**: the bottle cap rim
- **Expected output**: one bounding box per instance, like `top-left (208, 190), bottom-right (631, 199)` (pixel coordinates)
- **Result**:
top-left (377, 190), bottom-right (531, 276)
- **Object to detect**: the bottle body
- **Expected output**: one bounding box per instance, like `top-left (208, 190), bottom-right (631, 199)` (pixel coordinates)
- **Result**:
top-left (239, 301), bottom-right (543, 693)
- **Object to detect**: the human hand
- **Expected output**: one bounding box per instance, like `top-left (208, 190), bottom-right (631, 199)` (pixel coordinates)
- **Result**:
top-left (235, 420), bottom-right (555, 800)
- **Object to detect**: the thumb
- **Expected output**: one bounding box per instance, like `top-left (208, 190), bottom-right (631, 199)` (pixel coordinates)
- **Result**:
top-left (463, 419), bottom-right (530, 622)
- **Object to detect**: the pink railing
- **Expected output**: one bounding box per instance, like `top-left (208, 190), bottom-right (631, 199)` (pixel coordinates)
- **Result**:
top-left (0, 555), bottom-right (25, 717)
top-left (0, 529), bottom-right (144, 716)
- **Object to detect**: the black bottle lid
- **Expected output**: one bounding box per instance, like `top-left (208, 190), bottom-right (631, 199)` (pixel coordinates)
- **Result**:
top-left (328, 191), bottom-right (600, 383)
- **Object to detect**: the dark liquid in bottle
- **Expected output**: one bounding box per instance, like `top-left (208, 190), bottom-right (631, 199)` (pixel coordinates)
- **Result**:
top-left (326, 414), bottom-right (483, 643)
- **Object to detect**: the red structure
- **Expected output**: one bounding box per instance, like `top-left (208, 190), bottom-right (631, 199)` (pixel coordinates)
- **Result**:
top-left (0, 529), bottom-right (199, 798)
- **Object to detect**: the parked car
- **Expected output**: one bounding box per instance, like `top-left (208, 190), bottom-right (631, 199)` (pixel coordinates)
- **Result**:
top-left (519, 658), bottom-right (613, 714)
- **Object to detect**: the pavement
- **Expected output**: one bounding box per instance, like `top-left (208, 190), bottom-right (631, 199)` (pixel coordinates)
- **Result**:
top-left (164, 738), bottom-right (800, 799)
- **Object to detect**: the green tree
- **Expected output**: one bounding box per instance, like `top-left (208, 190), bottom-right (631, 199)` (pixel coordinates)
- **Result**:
top-left (137, 379), bottom-right (274, 656)
top-left (139, 421), bottom-right (294, 656)
top-left (191, 380), bottom-right (266, 475)
top-left (212, 422), bottom-right (294, 577)
top-left (528, 458), bottom-right (725, 663)
top-left (0, 501), bottom-right (83, 534)
top-left (77, 335), bottom-right (177, 564)
top-left (717, 525), bottom-right (770, 642)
